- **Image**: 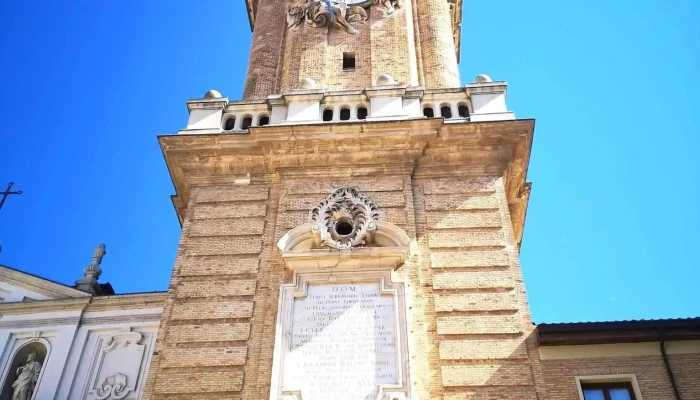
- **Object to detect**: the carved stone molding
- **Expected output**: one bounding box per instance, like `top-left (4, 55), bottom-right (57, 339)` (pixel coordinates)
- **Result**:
top-left (269, 271), bottom-right (412, 400)
top-left (309, 187), bottom-right (380, 249)
top-left (94, 373), bottom-right (131, 400)
top-left (287, 0), bottom-right (369, 34)
top-left (85, 332), bottom-right (145, 400)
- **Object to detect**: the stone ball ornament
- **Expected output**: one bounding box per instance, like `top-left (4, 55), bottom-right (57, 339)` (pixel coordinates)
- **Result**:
top-left (376, 73), bottom-right (396, 86)
top-left (300, 77), bottom-right (317, 89)
top-left (203, 89), bottom-right (223, 99)
top-left (474, 74), bottom-right (492, 83)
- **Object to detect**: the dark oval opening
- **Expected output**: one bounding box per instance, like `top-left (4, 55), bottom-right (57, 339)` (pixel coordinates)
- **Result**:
top-left (335, 221), bottom-right (354, 236)
top-left (340, 108), bottom-right (351, 121)
top-left (357, 107), bottom-right (368, 120)
top-left (423, 107), bottom-right (434, 118)
top-left (259, 115), bottom-right (270, 126)
top-left (224, 117), bottom-right (236, 131)
top-left (458, 104), bottom-right (470, 118)
top-left (323, 108), bottom-right (334, 121)
top-left (441, 106), bottom-right (452, 118)
top-left (241, 116), bottom-right (253, 130)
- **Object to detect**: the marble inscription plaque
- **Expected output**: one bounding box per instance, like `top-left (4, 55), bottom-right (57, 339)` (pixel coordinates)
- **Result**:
top-left (284, 282), bottom-right (398, 400)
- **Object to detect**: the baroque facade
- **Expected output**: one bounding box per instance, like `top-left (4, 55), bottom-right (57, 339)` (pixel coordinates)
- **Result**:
top-left (0, 1), bottom-right (698, 400)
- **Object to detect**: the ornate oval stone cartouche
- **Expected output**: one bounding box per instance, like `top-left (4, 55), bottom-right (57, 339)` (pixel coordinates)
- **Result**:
top-left (309, 187), bottom-right (380, 249)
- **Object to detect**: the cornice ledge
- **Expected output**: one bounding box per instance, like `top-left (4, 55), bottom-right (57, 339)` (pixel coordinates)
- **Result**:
top-left (278, 221), bottom-right (410, 272)
top-left (187, 98), bottom-right (229, 111)
top-left (85, 292), bottom-right (167, 312)
top-left (0, 266), bottom-right (92, 300)
top-left (0, 297), bottom-right (90, 315)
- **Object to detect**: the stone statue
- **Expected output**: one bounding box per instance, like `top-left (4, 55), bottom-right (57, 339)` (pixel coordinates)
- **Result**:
top-left (287, 0), bottom-right (367, 34)
top-left (85, 243), bottom-right (106, 280)
top-left (91, 243), bottom-right (107, 268)
top-left (11, 350), bottom-right (42, 400)
top-left (373, 0), bottom-right (401, 15)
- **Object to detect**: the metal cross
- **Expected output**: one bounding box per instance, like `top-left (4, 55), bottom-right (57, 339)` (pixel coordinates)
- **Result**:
top-left (0, 182), bottom-right (22, 211)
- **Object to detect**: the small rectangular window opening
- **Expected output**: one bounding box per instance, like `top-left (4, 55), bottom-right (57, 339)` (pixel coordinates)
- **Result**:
top-left (343, 52), bottom-right (356, 70)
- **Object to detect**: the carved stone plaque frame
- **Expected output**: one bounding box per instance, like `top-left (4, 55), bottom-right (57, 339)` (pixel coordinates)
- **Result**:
top-left (269, 270), bottom-right (412, 400)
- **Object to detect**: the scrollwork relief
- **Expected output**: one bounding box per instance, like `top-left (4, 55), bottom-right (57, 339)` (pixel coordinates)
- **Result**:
top-left (86, 332), bottom-right (145, 400)
top-left (93, 373), bottom-right (131, 400)
top-left (373, 0), bottom-right (401, 15)
top-left (287, 0), bottom-right (368, 34)
top-left (309, 187), bottom-right (380, 249)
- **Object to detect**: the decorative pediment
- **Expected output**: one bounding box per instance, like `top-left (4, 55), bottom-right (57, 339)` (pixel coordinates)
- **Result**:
top-left (0, 265), bottom-right (91, 303)
top-left (277, 187), bottom-right (411, 272)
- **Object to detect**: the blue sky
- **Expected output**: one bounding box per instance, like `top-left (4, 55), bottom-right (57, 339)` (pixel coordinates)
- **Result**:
top-left (0, 0), bottom-right (698, 323)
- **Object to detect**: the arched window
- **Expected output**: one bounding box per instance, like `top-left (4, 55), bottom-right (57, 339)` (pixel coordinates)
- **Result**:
top-left (258, 114), bottom-right (270, 126)
top-left (223, 116), bottom-right (236, 131)
top-left (458, 103), bottom-right (470, 118)
top-left (423, 106), bottom-right (434, 118)
top-left (339, 107), bottom-right (351, 121)
top-left (323, 108), bottom-right (334, 121)
top-left (0, 342), bottom-right (48, 400)
top-left (241, 116), bottom-right (253, 130)
top-left (440, 105), bottom-right (452, 118)
top-left (357, 106), bottom-right (368, 120)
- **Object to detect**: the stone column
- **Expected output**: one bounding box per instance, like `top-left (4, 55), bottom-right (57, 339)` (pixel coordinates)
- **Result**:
top-left (243, 0), bottom-right (287, 99)
top-left (415, 0), bottom-right (460, 88)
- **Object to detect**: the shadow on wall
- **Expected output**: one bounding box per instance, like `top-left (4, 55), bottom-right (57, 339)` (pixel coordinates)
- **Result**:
top-left (0, 342), bottom-right (48, 400)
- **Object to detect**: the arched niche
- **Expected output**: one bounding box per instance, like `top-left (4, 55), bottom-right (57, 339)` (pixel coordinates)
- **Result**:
top-left (277, 187), bottom-right (412, 273)
top-left (0, 340), bottom-right (49, 400)
top-left (277, 221), bottom-right (411, 272)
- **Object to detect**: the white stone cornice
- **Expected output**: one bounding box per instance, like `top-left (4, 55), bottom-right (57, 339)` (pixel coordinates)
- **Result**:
top-left (277, 222), bottom-right (411, 272)
top-left (465, 81), bottom-right (508, 94)
top-left (0, 297), bottom-right (90, 315)
top-left (186, 98), bottom-right (229, 111)
top-left (0, 265), bottom-right (91, 300)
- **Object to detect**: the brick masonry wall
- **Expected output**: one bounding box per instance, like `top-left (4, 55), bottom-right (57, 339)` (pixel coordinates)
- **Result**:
top-left (541, 353), bottom-right (700, 399)
top-left (413, 176), bottom-right (546, 399)
top-left (249, 0), bottom-right (454, 97)
top-left (243, 0), bottom-right (287, 99)
top-left (144, 175), bottom-right (548, 399)
top-left (143, 183), bottom-right (277, 399)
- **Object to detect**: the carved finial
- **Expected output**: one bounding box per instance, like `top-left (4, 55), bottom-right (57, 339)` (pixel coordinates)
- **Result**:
top-left (76, 243), bottom-right (107, 295)
top-left (204, 89), bottom-right (222, 99)
top-left (300, 78), bottom-right (317, 89)
top-left (84, 243), bottom-right (106, 280)
top-left (474, 74), bottom-right (492, 83)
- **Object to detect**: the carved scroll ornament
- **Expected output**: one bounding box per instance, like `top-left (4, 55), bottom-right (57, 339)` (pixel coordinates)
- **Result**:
top-left (309, 187), bottom-right (380, 249)
top-left (94, 374), bottom-right (131, 400)
top-left (373, 0), bottom-right (402, 15)
top-left (287, 0), bottom-right (368, 34)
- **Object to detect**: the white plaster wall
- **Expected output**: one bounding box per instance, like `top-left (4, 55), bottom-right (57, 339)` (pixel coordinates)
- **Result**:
top-left (287, 101), bottom-right (320, 122)
top-left (0, 308), bottom-right (160, 400)
top-left (403, 98), bottom-right (421, 117)
top-left (470, 93), bottom-right (507, 114)
top-left (187, 109), bottom-right (223, 130)
top-left (61, 322), bottom-right (159, 400)
top-left (0, 282), bottom-right (54, 303)
top-left (270, 105), bottom-right (288, 124)
top-left (0, 310), bottom-right (81, 400)
top-left (369, 97), bottom-right (404, 118)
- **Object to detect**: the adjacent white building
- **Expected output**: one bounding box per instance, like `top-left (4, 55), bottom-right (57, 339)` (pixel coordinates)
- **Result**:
top-left (0, 246), bottom-right (164, 400)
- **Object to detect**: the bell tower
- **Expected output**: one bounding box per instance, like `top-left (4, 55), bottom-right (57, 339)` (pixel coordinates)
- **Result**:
top-left (144, 0), bottom-right (545, 399)
top-left (242, 0), bottom-right (461, 98)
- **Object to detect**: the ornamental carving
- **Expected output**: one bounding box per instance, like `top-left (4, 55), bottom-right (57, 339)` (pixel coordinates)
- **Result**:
top-left (373, 0), bottom-right (402, 15)
top-left (287, 0), bottom-right (369, 34)
top-left (94, 374), bottom-right (131, 400)
top-left (309, 187), bottom-right (380, 249)
top-left (86, 332), bottom-right (145, 400)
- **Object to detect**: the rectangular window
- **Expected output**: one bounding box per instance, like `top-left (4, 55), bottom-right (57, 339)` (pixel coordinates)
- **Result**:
top-left (342, 52), bottom-right (356, 70)
top-left (582, 382), bottom-right (637, 400)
